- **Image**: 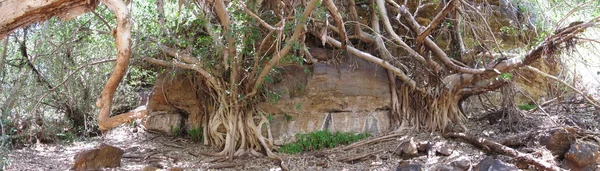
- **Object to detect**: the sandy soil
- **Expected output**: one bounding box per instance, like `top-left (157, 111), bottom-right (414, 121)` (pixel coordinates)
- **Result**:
top-left (4, 102), bottom-right (600, 171)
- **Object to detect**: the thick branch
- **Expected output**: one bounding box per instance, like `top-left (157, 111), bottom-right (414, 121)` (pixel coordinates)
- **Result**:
top-left (0, 0), bottom-right (97, 38)
top-left (247, 0), bottom-right (320, 98)
top-left (375, 0), bottom-right (429, 66)
top-left (445, 132), bottom-right (564, 171)
top-left (96, 0), bottom-right (132, 131)
top-left (323, 0), bottom-right (347, 49)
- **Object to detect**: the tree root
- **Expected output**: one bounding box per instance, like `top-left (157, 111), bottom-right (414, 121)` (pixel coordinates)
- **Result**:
top-left (444, 132), bottom-right (564, 171)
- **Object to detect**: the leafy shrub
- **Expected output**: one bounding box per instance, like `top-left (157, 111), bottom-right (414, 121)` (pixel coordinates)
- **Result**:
top-left (279, 130), bottom-right (370, 154)
top-left (188, 127), bottom-right (203, 142)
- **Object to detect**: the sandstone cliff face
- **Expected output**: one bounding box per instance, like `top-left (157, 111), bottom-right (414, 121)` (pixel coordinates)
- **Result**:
top-left (144, 70), bottom-right (202, 134)
top-left (144, 54), bottom-right (392, 143)
top-left (262, 55), bottom-right (392, 144)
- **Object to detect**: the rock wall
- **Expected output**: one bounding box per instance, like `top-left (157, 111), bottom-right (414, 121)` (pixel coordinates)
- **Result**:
top-left (260, 55), bottom-right (391, 144)
top-left (144, 54), bottom-right (392, 143)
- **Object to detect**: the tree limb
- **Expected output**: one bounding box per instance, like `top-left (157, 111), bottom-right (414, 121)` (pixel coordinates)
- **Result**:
top-left (96, 0), bottom-right (132, 131)
top-left (445, 132), bottom-right (564, 171)
top-left (415, 0), bottom-right (457, 45)
top-left (246, 0), bottom-right (320, 98)
top-left (323, 0), bottom-right (347, 49)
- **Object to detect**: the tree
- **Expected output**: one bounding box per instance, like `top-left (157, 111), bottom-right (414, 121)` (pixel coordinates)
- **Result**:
top-left (1, 0), bottom-right (599, 163)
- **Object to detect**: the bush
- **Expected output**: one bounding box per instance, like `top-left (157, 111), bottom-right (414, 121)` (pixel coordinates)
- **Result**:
top-left (279, 130), bottom-right (370, 154)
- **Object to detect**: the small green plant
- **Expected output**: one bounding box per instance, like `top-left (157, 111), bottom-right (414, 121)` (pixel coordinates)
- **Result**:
top-left (171, 126), bottom-right (182, 137)
top-left (284, 113), bottom-right (293, 121)
top-left (188, 127), bottom-right (203, 142)
top-left (279, 130), bottom-right (370, 154)
top-left (518, 104), bottom-right (537, 111)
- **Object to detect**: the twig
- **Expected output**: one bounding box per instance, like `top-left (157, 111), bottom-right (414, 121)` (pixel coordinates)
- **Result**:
top-left (445, 132), bottom-right (564, 171)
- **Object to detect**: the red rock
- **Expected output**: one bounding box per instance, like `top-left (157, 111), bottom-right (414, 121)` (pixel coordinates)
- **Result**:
top-left (71, 143), bottom-right (124, 170)
top-left (541, 129), bottom-right (575, 158)
top-left (564, 143), bottom-right (599, 168)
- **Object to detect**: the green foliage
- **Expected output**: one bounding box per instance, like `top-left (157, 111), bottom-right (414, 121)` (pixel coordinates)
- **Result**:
top-left (56, 132), bottom-right (77, 143)
top-left (266, 90), bottom-right (281, 104)
top-left (171, 126), bottom-right (182, 137)
top-left (279, 130), bottom-right (370, 154)
top-left (518, 104), bottom-right (537, 111)
top-left (284, 113), bottom-right (293, 121)
top-left (498, 73), bottom-right (513, 80)
top-left (187, 127), bottom-right (203, 142)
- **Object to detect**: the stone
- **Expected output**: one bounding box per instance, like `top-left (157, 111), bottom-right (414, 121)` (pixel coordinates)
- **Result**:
top-left (563, 143), bottom-right (600, 168)
top-left (540, 129), bottom-right (575, 158)
top-left (450, 159), bottom-right (472, 171)
top-left (71, 143), bottom-right (124, 170)
top-left (142, 111), bottom-right (182, 136)
top-left (395, 139), bottom-right (418, 158)
top-left (147, 69), bottom-right (203, 131)
top-left (475, 157), bottom-right (518, 171)
top-left (396, 161), bottom-right (423, 171)
top-left (417, 141), bottom-right (432, 152)
top-left (436, 146), bottom-right (453, 156)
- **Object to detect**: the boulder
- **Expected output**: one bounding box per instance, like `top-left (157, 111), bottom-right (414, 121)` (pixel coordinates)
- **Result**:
top-left (475, 157), bottom-right (518, 171)
top-left (395, 138), bottom-right (418, 158)
top-left (147, 69), bottom-right (203, 131)
top-left (396, 161), bottom-right (423, 171)
top-left (562, 142), bottom-right (600, 171)
top-left (540, 129), bottom-right (576, 158)
top-left (142, 111), bottom-right (182, 136)
top-left (71, 143), bottom-right (124, 170)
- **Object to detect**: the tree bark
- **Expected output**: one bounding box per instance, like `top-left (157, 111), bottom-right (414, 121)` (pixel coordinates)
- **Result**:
top-left (96, 0), bottom-right (133, 131)
top-left (0, 0), bottom-right (97, 38)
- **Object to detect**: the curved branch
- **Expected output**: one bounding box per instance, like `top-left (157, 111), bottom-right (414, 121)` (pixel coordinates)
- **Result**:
top-left (375, 0), bottom-right (429, 66)
top-left (96, 0), bottom-right (132, 131)
top-left (323, 0), bottom-right (347, 49)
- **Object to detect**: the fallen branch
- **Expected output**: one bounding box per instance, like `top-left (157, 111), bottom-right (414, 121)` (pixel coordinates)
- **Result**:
top-left (338, 150), bottom-right (383, 163)
top-left (341, 133), bottom-right (405, 151)
top-left (444, 132), bottom-right (564, 171)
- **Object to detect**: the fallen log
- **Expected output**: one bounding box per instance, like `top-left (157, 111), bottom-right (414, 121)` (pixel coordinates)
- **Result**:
top-left (444, 132), bottom-right (564, 171)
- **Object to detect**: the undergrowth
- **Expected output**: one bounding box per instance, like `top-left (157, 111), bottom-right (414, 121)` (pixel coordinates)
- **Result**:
top-left (187, 127), bottom-right (203, 142)
top-left (279, 130), bottom-right (370, 154)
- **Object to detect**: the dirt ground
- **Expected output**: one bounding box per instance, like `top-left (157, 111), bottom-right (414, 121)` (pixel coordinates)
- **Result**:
top-left (3, 102), bottom-right (600, 171)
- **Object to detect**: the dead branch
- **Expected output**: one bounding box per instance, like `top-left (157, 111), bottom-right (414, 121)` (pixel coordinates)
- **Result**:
top-left (341, 133), bottom-right (405, 151)
top-left (524, 66), bottom-right (600, 109)
top-left (445, 132), bottom-right (564, 171)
